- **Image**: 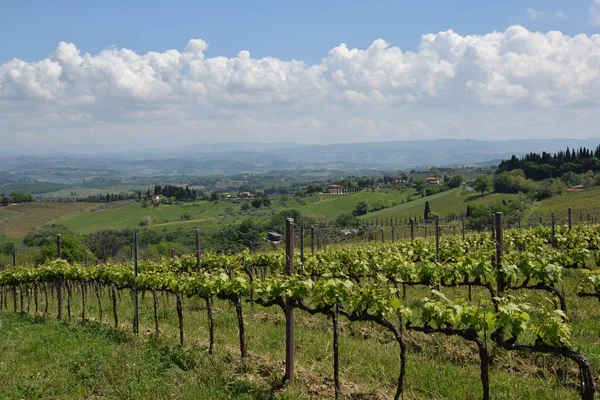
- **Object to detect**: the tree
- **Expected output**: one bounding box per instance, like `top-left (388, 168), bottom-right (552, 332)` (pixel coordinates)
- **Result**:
top-left (306, 184), bottom-right (324, 194)
top-left (352, 201), bottom-right (368, 216)
top-left (424, 201), bottom-right (431, 221)
top-left (1, 196), bottom-right (9, 207)
top-left (9, 192), bottom-right (33, 203)
top-left (474, 175), bottom-right (492, 195)
top-left (1, 242), bottom-right (15, 255)
top-left (448, 174), bottom-right (463, 189)
top-left (264, 209), bottom-right (304, 233)
top-left (414, 179), bottom-right (425, 196)
top-left (86, 229), bottom-right (131, 260)
top-left (335, 213), bottom-right (359, 228)
top-left (220, 220), bottom-right (263, 251)
top-left (210, 192), bottom-right (220, 201)
top-left (251, 197), bottom-right (263, 208)
top-left (261, 195), bottom-right (271, 207)
top-left (240, 202), bottom-right (251, 211)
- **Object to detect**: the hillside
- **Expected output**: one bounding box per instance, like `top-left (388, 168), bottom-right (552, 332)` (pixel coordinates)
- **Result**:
top-left (3, 138), bottom-right (600, 177)
top-left (360, 188), bottom-right (521, 222)
top-left (525, 186), bottom-right (600, 221)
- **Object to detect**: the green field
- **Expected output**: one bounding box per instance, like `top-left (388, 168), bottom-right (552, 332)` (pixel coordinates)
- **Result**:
top-left (0, 202), bottom-right (94, 238)
top-left (291, 190), bottom-right (410, 221)
top-left (55, 202), bottom-right (234, 234)
top-left (39, 185), bottom-right (156, 199)
top-left (0, 236), bottom-right (22, 246)
top-left (52, 191), bottom-right (413, 235)
top-left (526, 186), bottom-right (600, 221)
top-left (0, 186), bottom-right (596, 241)
top-left (0, 209), bottom-right (17, 222)
top-left (360, 188), bottom-right (521, 222)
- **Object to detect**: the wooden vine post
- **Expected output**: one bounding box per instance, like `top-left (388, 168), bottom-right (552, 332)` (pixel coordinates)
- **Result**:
top-left (300, 221), bottom-right (305, 264)
top-left (495, 212), bottom-right (505, 342)
top-left (462, 213), bottom-right (466, 239)
top-left (410, 218), bottom-right (415, 241)
top-left (435, 216), bottom-right (440, 260)
top-left (285, 218), bottom-right (295, 384)
top-left (12, 248), bottom-right (16, 267)
top-left (568, 207), bottom-right (572, 231)
top-left (551, 214), bottom-right (556, 248)
top-left (195, 229), bottom-right (201, 269)
top-left (133, 231), bottom-right (139, 334)
top-left (311, 226), bottom-right (315, 254)
top-left (57, 234), bottom-right (63, 320)
top-left (391, 225), bottom-right (395, 242)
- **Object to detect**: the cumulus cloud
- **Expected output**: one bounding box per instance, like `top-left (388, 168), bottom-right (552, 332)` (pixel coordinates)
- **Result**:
top-left (1, 26), bottom-right (600, 151)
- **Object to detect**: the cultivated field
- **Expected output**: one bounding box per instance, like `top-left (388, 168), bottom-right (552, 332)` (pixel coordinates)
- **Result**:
top-left (0, 202), bottom-right (94, 238)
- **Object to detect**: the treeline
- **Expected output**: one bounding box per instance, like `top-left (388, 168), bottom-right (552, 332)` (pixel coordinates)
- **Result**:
top-left (497, 145), bottom-right (600, 181)
top-left (0, 181), bottom-right (69, 194)
top-left (82, 193), bottom-right (137, 203)
top-left (154, 185), bottom-right (199, 200)
top-left (0, 192), bottom-right (34, 206)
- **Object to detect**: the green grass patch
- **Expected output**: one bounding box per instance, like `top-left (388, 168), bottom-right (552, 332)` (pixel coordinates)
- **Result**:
top-left (0, 236), bottom-right (22, 246)
top-left (0, 209), bottom-right (18, 222)
top-left (526, 186), bottom-right (600, 221)
top-left (360, 189), bottom-right (520, 221)
top-left (0, 313), bottom-right (277, 400)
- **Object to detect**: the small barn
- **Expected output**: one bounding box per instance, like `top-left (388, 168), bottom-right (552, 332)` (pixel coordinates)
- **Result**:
top-left (267, 232), bottom-right (284, 244)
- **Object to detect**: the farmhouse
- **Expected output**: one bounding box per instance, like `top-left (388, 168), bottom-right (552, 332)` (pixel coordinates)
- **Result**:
top-left (425, 177), bottom-right (441, 185)
top-left (567, 185), bottom-right (584, 192)
top-left (328, 184), bottom-right (344, 194)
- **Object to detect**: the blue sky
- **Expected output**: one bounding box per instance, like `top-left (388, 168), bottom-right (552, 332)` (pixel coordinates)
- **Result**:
top-left (1, 0), bottom-right (599, 151)
top-left (1, 0), bottom-right (595, 64)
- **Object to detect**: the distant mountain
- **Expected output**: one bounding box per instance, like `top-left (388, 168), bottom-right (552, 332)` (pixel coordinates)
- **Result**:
top-left (1, 138), bottom-right (599, 178)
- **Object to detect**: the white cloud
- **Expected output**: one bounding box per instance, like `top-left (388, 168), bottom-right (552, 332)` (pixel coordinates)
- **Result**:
top-left (526, 8), bottom-right (542, 20)
top-left (554, 11), bottom-right (567, 19)
top-left (1, 26), bottom-right (600, 151)
top-left (591, 0), bottom-right (600, 25)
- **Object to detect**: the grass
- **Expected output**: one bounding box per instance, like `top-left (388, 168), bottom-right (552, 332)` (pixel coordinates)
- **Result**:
top-left (0, 209), bottom-right (18, 222)
top-left (0, 313), bottom-right (275, 399)
top-left (0, 236), bottom-right (22, 247)
top-left (55, 202), bottom-right (234, 234)
top-left (289, 190), bottom-right (411, 222)
top-left (1, 272), bottom-right (593, 399)
top-left (526, 186), bottom-right (600, 221)
top-left (52, 191), bottom-right (414, 235)
top-left (361, 189), bottom-right (521, 222)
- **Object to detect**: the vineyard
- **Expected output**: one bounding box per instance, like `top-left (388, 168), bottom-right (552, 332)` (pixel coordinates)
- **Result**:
top-left (2, 215), bottom-right (600, 399)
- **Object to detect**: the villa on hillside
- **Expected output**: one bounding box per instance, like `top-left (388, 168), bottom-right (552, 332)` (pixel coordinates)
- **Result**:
top-left (425, 177), bottom-right (441, 185)
top-left (328, 184), bottom-right (344, 194)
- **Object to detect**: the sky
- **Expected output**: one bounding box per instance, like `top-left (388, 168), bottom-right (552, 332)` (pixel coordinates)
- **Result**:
top-left (1, 0), bottom-right (599, 152)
